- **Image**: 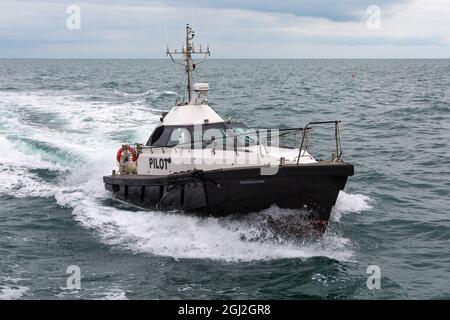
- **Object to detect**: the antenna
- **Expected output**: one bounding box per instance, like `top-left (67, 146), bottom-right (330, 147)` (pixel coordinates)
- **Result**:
top-left (166, 24), bottom-right (211, 103)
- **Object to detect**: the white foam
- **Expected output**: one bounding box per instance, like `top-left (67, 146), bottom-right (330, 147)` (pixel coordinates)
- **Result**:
top-left (331, 191), bottom-right (372, 222)
top-left (0, 136), bottom-right (64, 171)
top-left (114, 88), bottom-right (157, 97)
top-left (0, 136), bottom-right (63, 198)
top-left (0, 90), bottom-right (160, 141)
top-left (0, 90), bottom-right (158, 198)
top-left (0, 286), bottom-right (29, 300)
top-left (99, 288), bottom-right (129, 300)
top-left (55, 187), bottom-right (354, 262)
top-left (0, 273), bottom-right (29, 299)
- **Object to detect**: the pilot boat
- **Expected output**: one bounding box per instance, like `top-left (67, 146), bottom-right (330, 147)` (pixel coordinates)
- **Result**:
top-left (103, 25), bottom-right (354, 233)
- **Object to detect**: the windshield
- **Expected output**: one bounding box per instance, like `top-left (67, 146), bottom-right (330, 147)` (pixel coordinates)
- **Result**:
top-left (147, 122), bottom-right (256, 149)
top-left (202, 123), bottom-right (256, 150)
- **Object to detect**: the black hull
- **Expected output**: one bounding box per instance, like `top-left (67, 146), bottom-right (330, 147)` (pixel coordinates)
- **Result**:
top-left (103, 162), bottom-right (354, 233)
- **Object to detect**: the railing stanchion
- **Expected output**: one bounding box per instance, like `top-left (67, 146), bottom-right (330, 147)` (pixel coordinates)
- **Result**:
top-left (297, 120), bottom-right (343, 165)
top-left (335, 121), bottom-right (339, 161)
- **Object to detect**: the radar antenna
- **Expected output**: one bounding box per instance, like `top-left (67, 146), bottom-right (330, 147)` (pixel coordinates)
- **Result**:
top-left (166, 24), bottom-right (210, 103)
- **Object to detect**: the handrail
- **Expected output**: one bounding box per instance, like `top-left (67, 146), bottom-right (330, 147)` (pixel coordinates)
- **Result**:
top-left (296, 121), bottom-right (343, 165)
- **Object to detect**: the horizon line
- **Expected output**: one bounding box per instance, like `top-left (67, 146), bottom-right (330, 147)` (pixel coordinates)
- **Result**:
top-left (1, 57), bottom-right (450, 60)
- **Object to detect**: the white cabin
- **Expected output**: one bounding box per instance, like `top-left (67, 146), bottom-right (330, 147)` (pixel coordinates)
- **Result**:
top-left (137, 84), bottom-right (316, 176)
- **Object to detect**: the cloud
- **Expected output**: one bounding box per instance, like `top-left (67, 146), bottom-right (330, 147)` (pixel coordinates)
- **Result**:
top-left (88, 0), bottom-right (408, 22)
top-left (0, 0), bottom-right (449, 58)
top-left (166, 0), bottom-right (408, 21)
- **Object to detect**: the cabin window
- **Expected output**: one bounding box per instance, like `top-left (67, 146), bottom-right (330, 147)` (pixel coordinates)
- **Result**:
top-left (202, 127), bottom-right (226, 150)
top-left (146, 122), bottom-right (250, 148)
top-left (148, 126), bottom-right (164, 145)
top-left (232, 127), bottom-right (257, 147)
top-left (200, 123), bottom-right (250, 150)
top-left (147, 125), bottom-right (191, 147)
top-left (168, 127), bottom-right (191, 147)
top-left (146, 126), bottom-right (174, 147)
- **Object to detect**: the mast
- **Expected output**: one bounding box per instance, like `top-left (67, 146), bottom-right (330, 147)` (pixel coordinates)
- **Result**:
top-left (185, 24), bottom-right (193, 101)
top-left (167, 24), bottom-right (210, 103)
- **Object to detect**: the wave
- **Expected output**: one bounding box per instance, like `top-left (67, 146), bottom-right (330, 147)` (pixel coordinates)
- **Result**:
top-left (56, 188), bottom-right (355, 262)
top-left (0, 275), bottom-right (29, 300)
top-left (113, 89), bottom-right (177, 98)
top-left (99, 288), bottom-right (130, 300)
top-left (0, 135), bottom-right (65, 198)
top-left (101, 81), bottom-right (119, 89)
top-left (0, 285), bottom-right (29, 300)
top-left (114, 88), bottom-right (155, 97)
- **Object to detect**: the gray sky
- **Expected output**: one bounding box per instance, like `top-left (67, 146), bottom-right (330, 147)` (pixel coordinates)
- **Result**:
top-left (1, 0), bottom-right (450, 58)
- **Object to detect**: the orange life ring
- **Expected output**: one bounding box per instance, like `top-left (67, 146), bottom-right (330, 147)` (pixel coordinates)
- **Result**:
top-left (116, 145), bottom-right (137, 163)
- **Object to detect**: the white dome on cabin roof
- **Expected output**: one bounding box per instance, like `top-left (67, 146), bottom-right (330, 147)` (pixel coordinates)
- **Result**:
top-left (193, 83), bottom-right (209, 91)
top-left (162, 103), bottom-right (224, 126)
top-left (191, 83), bottom-right (209, 105)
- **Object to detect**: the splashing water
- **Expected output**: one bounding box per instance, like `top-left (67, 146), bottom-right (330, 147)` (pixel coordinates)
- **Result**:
top-left (0, 275), bottom-right (29, 300)
top-left (0, 285), bottom-right (29, 300)
top-left (331, 192), bottom-right (372, 222)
